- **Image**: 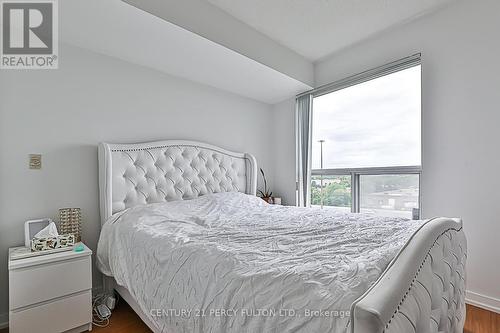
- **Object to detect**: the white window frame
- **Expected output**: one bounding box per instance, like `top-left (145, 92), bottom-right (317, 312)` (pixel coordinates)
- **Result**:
top-left (302, 54), bottom-right (422, 218)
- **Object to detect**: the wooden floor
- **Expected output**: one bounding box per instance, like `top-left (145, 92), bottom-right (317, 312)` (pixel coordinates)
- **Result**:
top-left (0, 302), bottom-right (498, 332)
top-left (465, 304), bottom-right (500, 333)
top-left (91, 301), bottom-right (152, 333)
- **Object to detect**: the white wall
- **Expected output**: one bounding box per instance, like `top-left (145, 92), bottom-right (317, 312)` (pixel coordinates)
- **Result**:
top-left (271, 98), bottom-right (296, 206)
top-left (273, 0), bottom-right (500, 312)
top-left (0, 44), bottom-right (273, 320)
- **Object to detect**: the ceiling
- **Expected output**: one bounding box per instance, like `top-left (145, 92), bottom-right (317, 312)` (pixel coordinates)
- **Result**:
top-left (59, 0), bottom-right (457, 104)
top-left (59, 0), bottom-right (311, 104)
top-left (206, 0), bottom-right (456, 61)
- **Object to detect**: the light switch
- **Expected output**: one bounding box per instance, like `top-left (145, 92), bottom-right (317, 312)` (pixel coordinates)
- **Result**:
top-left (29, 154), bottom-right (42, 169)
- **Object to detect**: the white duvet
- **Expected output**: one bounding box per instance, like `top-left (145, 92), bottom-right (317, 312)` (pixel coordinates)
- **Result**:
top-left (97, 192), bottom-right (425, 333)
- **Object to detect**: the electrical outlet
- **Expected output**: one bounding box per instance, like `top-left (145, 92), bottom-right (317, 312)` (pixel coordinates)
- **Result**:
top-left (29, 154), bottom-right (42, 169)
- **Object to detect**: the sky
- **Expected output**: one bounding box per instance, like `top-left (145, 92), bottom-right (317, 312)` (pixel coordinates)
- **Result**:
top-left (311, 65), bottom-right (421, 169)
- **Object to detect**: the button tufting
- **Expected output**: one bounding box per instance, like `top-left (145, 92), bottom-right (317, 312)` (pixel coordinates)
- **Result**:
top-left (111, 144), bottom-right (255, 213)
top-left (384, 228), bottom-right (466, 333)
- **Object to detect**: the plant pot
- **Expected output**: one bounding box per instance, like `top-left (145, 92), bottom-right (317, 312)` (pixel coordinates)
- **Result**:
top-left (261, 197), bottom-right (273, 204)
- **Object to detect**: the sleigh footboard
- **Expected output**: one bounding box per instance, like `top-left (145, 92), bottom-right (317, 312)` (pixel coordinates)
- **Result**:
top-left (351, 217), bottom-right (467, 333)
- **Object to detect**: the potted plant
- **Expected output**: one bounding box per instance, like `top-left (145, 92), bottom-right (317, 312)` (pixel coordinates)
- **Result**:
top-left (258, 168), bottom-right (273, 203)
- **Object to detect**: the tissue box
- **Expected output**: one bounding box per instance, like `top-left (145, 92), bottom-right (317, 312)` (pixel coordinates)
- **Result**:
top-left (30, 234), bottom-right (75, 252)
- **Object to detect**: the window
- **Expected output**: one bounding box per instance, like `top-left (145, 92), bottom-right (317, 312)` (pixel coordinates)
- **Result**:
top-left (311, 175), bottom-right (351, 210)
top-left (360, 174), bottom-right (419, 218)
top-left (310, 61), bottom-right (421, 219)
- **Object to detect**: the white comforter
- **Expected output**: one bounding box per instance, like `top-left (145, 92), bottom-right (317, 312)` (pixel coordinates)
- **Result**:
top-left (97, 192), bottom-right (425, 333)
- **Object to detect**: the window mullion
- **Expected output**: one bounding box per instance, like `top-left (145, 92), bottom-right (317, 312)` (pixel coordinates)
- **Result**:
top-left (350, 173), bottom-right (355, 213)
top-left (351, 172), bottom-right (360, 213)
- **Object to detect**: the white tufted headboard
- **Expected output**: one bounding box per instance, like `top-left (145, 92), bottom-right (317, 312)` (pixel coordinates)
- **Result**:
top-left (98, 140), bottom-right (257, 225)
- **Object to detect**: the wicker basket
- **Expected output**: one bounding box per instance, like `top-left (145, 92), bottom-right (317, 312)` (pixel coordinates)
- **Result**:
top-left (59, 208), bottom-right (82, 242)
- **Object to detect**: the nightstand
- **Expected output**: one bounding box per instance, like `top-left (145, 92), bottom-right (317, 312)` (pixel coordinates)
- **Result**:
top-left (8, 243), bottom-right (93, 333)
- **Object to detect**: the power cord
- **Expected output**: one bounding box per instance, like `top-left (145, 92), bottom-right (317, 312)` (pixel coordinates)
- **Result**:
top-left (92, 292), bottom-right (117, 328)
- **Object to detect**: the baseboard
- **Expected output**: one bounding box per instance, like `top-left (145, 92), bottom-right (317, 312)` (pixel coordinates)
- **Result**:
top-left (466, 290), bottom-right (500, 314)
top-left (0, 312), bottom-right (8, 329)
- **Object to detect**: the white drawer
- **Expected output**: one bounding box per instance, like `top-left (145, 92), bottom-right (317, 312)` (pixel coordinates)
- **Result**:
top-left (9, 256), bottom-right (91, 309)
top-left (9, 290), bottom-right (92, 333)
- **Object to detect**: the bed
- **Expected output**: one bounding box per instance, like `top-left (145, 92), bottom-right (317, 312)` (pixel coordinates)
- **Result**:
top-left (96, 140), bottom-right (467, 333)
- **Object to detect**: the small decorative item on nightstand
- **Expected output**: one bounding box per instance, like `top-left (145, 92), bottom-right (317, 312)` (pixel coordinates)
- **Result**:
top-left (258, 168), bottom-right (273, 203)
top-left (60, 207), bottom-right (82, 242)
top-left (24, 218), bottom-right (52, 247)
